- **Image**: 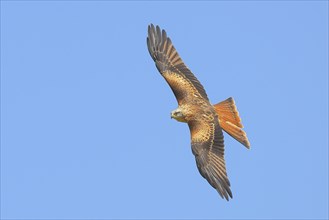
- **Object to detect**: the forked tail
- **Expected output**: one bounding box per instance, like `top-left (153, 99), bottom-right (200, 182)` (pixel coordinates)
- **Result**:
top-left (213, 97), bottom-right (250, 149)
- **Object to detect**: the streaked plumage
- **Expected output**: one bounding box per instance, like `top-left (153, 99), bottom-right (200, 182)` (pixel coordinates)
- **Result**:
top-left (147, 24), bottom-right (250, 200)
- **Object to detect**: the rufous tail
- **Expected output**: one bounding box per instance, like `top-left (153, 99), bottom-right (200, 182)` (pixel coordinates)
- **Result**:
top-left (213, 97), bottom-right (250, 149)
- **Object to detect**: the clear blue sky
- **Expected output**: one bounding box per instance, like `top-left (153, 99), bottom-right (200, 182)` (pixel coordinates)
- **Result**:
top-left (1, 1), bottom-right (328, 219)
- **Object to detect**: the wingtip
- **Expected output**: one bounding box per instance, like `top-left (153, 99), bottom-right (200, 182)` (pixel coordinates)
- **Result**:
top-left (221, 189), bottom-right (233, 201)
top-left (147, 24), bottom-right (170, 62)
top-left (147, 24), bottom-right (165, 36)
top-left (215, 179), bottom-right (233, 201)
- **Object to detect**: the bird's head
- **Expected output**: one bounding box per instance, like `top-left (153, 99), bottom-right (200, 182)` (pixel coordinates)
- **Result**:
top-left (171, 108), bottom-right (187, 123)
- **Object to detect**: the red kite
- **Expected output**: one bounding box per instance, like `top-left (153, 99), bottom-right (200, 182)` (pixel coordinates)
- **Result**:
top-left (147, 24), bottom-right (250, 200)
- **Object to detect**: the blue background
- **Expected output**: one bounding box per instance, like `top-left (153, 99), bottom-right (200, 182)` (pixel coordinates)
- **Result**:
top-left (1, 1), bottom-right (328, 219)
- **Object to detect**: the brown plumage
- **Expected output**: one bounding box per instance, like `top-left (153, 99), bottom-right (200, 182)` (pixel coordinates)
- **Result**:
top-left (147, 24), bottom-right (250, 200)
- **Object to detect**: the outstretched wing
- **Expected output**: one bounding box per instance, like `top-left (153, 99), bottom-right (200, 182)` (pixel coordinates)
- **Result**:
top-left (189, 114), bottom-right (232, 200)
top-left (147, 24), bottom-right (209, 105)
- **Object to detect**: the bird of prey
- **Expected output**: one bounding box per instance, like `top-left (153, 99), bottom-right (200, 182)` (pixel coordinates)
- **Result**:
top-left (147, 24), bottom-right (250, 200)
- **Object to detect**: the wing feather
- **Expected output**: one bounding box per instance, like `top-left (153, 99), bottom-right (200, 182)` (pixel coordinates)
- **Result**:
top-left (189, 115), bottom-right (233, 200)
top-left (147, 24), bottom-right (209, 104)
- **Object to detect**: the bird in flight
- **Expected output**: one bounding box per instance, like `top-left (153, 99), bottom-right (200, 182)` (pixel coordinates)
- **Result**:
top-left (147, 24), bottom-right (250, 200)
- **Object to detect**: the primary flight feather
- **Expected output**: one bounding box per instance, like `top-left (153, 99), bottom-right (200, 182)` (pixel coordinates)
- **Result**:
top-left (147, 24), bottom-right (250, 200)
